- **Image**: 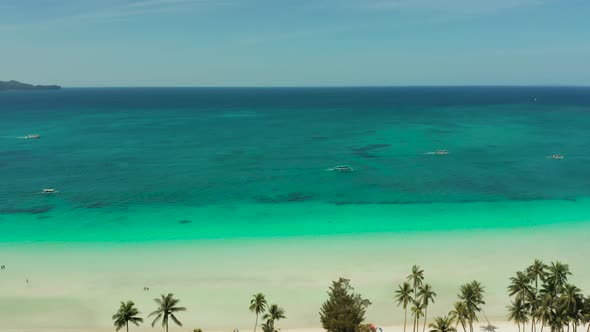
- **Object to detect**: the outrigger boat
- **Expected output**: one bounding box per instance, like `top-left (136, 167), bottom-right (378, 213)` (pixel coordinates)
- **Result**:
top-left (547, 154), bottom-right (564, 159)
top-left (327, 165), bottom-right (354, 172)
top-left (425, 149), bottom-right (449, 155)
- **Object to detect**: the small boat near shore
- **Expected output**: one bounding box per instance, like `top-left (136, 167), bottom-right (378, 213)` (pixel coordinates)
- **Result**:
top-left (425, 149), bottom-right (449, 155)
top-left (17, 134), bottom-right (41, 139)
top-left (547, 154), bottom-right (564, 159)
top-left (42, 188), bottom-right (57, 194)
top-left (327, 165), bottom-right (354, 172)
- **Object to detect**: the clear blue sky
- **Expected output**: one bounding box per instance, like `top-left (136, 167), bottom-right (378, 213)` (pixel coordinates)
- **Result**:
top-left (1, 0), bottom-right (589, 87)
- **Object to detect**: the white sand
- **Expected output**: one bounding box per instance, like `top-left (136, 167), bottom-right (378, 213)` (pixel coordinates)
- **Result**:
top-left (1, 223), bottom-right (589, 331)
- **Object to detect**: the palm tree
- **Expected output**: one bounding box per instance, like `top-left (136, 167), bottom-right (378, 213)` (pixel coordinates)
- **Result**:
top-left (261, 321), bottom-right (274, 332)
top-left (528, 260), bottom-right (548, 332)
top-left (419, 284), bottom-right (437, 332)
top-left (534, 295), bottom-right (554, 332)
top-left (149, 293), bottom-right (187, 332)
top-left (449, 301), bottom-right (469, 332)
top-left (559, 284), bottom-right (584, 332)
top-left (262, 304), bottom-right (286, 332)
top-left (408, 265), bottom-right (425, 332)
top-left (546, 262), bottom-right (571, 291)
top-left (581, 298), bottom-right (590, 332)
top-left (509, 271), bottom-right (535, 301)
top-left (528, 260), bottom-right (548, 294)
top-left (396, 282), bottom-right (414, 332)
top-left (508, 298), bottom-right (529, 332)
top-left (550, 306), bottom-right (569, 332)
top-left (412, 302), bottom-right (425, 332)
top-left (429, 316), bottom-right (457, 332)
top-left (508, 271), bottom-right (535, 332)
top-left (250, 293), bottom-right (268, 332)
top-left (112, 301), bottom-right (143, 332)
top-left (459, 281), bottom-right (486, 332)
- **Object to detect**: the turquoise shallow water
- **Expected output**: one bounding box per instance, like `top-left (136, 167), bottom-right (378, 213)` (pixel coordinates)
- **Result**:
top-left (2, 87), bottom-right (590, 242)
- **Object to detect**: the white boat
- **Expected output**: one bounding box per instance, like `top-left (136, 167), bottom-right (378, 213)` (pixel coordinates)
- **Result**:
top-left (547, 154), bottom-right (564, 159)
top-left (425, 149), bottom-right (449, 155)
top-left (26, 134), bottom-right (41, 139)
top-left (42, 188), bottom-right (56, 194)
top-left (328, 165), bottom-right (354, 172)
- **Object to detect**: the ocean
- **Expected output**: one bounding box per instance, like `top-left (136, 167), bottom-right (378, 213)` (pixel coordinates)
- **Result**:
top-left (2, 87), bottom-right (590, 241)
top-left (2, 87), bottom-right (590, 330)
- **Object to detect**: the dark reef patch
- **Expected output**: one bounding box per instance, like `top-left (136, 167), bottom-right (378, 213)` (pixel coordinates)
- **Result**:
top-left (256, 192), bottom-right (313, 203)
top-left (330, 201), bottom-right (373, 206)
top-left (1, 206), bottom-right (54, 214)
top-left (350, 143), bottom-right (391, 158)
top-left (85, 202), bottom-right (108, 209)
top-left (179, 220), bottom-right (192, 224)
top-left (213, 150), bottom-right (246, 162)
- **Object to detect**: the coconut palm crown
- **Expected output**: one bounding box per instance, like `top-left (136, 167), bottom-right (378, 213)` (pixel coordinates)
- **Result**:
top-left (250, 293), bottom-right (268, 332)
top-left (112, 301), bottom-right (143, 332)
top-left (149, 293), bottom-right (187, 332)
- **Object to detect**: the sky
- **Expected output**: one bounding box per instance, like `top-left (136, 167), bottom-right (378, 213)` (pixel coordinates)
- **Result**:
top-left (1, 0), bottom-right (589, 87)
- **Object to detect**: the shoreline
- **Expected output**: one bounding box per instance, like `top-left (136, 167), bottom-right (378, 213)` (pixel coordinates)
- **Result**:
top-left (2, 197), bottom-right (590, 243)
top-left (2, 223), bottom-right (590, 330)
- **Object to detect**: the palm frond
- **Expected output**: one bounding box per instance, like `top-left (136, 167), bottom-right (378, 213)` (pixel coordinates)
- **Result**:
top-left (151, 313), bottom-right (162, 327)
top-left (170, 313), bottom-right (183, 327)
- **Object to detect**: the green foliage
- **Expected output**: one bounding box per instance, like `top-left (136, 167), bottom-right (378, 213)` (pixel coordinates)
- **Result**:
top-left (507, 298), bottom-right (529, 325)
top-left (250, 293), bottom-right (268, 332)
top-left (112, 300), bottom-right (143, 332)
top-left (428, 316), bottom-right (457, 332)
top-left (148, 293), bottom-right (187, 332)
top-left (457, 281), bottom-right (485, 332)
top-left (356, 324), bottom-right (372, 332)
top-left (395, 281), bottom-right (414, 332)
top-left (507, 259), bottom-right (590, 332)
top-left (395, 282), bottom-right (414, 309)
top-left (320, 278), bottom-right (371, 332)
top-left (262, 304), bottom-right (287, 332)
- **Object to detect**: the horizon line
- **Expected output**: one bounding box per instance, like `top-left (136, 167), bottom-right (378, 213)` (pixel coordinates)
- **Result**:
top-left (56, 84), bottom-right (590, 89)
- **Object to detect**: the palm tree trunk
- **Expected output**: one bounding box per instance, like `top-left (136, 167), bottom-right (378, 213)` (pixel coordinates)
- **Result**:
top-left (166, 321), bottom-right (169, 332)
top-left (413, 287), bottom-right (417, 332)
top-left (254, 314), bottom-right (259, 332)
top-left (519, 322), bottom-right (521, 332)
top-left (423, 307), bottom-right (428, 332)
top-left (460, 320), bottom-right (467, 332)
top-left (403, 308), bottom-right (407, 332)
top-left (126, 322), bottom-right (129, 332)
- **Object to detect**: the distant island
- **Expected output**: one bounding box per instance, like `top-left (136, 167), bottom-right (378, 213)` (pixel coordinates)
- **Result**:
top-left (0, 80), bottom-right (61, 91)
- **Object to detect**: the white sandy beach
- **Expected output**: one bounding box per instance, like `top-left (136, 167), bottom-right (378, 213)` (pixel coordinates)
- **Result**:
top-left (1, 222), bottom-right (590, 332)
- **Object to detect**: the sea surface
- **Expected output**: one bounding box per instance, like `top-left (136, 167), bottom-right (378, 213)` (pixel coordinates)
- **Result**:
top-left (3, 87), bottom-right (590, 330)
top-left (2, 87), bottom-right (590, 242)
